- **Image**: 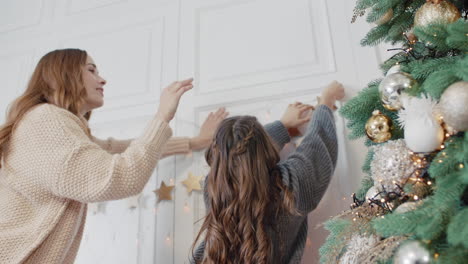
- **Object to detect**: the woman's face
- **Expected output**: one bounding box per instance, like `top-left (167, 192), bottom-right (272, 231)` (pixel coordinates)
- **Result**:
top-left (82, 55), bottom-right (106, 112)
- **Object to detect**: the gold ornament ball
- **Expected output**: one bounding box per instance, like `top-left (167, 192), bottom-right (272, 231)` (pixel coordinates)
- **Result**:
top-left (365, 111), bottom-right (392, 143)
top-left (414, 0), bottom-right (461, 27)
top-left (439, 81), bottom-right (468, 131)
top-left (375, 9), bottom-right (393, 25)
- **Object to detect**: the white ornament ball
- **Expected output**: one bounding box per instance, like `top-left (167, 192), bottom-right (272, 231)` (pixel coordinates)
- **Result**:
top-left (394, 241), bottom-right (431, 264)
top-left (439, 81), bottom-right (468, 131)
top-left (404, 121), bottom-right (444, 153)
top-left (398, 95), bottom-right (444, 153)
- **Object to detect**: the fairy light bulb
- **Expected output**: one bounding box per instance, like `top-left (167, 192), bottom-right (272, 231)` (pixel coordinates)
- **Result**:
top-left (169, 178), bottom-right (174, 185)
top-left (414, 195), bottom-right (419, 201)
top-left (184, 202), bottom-right (190, 213)
top-left (427, 181), bottom-right (432, 186)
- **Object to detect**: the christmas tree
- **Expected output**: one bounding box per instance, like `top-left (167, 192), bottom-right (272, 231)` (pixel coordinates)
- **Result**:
top-left (320, 0), bottom-right (468, 263)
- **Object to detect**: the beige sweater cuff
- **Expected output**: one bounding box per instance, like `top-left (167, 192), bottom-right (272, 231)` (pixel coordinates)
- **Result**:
top-left (140, 117), bottom-right (173, 145)
top-left (162, 137), bottom-right (191, 158)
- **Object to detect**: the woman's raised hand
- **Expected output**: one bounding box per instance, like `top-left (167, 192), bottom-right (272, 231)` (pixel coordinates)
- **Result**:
top-left (190, 107), bottom-right (229, 151)
top-left (156, 78), bottom-right (193, 122)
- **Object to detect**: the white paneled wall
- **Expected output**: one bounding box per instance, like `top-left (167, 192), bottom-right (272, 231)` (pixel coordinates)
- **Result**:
top-left (0, 0), bottom-right (390, 263)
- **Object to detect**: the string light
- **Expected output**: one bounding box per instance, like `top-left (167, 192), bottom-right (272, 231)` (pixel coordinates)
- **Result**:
top-left (306, 237), bottom-right (312, 247)
top-left (184, 202), bottom-right (190, 213)
top-left (427, 181), bottom-right (432, 185)
top-left (169, 178), bottom-right (174, 185)
top-left (165, 235), bottom-right (172, 246)
top-left (414, 195), bottom-right (419, 201)
top-left (438, 160), bottom-right (443, 163)
top-left (434, 253), bottom-right (440, 259)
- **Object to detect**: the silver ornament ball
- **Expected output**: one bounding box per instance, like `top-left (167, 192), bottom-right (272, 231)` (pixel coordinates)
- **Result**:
top-left (386, 64), bottom-right (401, 76)
top-left (394, 241), bottom-right (431, 264)
top-left (439, 81), bottom-right (468, 131)
top-left (379, 72), bottom-right (416, 111)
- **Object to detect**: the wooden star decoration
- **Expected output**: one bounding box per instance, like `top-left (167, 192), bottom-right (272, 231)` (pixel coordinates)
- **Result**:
top-left (153, 181), bottom-right (175, 202)
top-left (181, 172), bottom-right (203, 194)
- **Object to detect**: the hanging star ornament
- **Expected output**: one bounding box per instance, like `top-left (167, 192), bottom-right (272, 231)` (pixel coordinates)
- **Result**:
top-left (182, 172), bottom-right (203, 194)
top-left (153, 181), bottom-right (175, 202)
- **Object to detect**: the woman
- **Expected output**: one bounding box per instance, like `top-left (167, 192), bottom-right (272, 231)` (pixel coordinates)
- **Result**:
top-left (191, 81), bottom-right (345, 264)
top-left (0, 49), bottom-right (225, 263)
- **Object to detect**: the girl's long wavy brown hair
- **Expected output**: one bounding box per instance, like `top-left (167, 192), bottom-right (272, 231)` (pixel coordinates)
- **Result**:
top-left (0, 49), bottom-right (90, 168)
top-left (192, 116), bottom-right (297, 264)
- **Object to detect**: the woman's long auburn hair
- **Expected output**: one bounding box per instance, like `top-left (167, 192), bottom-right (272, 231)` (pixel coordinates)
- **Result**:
top-left (192, 116), bottom-right (298, 264)
top-left (0, 49), bottom-right (90, 168)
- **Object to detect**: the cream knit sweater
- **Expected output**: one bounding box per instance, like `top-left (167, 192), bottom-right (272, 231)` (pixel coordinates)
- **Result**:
top-left (0, 104), bottom-right (191, 264)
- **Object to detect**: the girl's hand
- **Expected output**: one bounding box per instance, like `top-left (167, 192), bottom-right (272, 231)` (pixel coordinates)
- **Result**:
top-left (280, 102), bottom-right (314, 129)
top-left (190, 108), bottom-right (229, 151)
top-left (156, 78), bottom-right (193, 122)
top-left (320, 81), bottom-right (345, 110)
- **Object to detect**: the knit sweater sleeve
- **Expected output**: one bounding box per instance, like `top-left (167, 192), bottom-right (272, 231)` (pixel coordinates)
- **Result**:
top-left (277, 105), bottom-right (338, 213)
top-left (263, 121), bottom-right (291, 150)
top-left (25, 105), bottom-right (173, 203)
top-left (191, 240), bottom-right (205, 263)
top-left (91, 136), bottom-right (190, 158)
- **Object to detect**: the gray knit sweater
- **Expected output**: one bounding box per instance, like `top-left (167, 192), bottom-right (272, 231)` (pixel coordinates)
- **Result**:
top-left (191, 105), bottom-right (338, 264)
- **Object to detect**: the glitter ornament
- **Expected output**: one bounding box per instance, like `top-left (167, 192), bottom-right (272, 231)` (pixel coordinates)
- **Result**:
top-left (439, 81), bottom-right (468, 131)
top-left (365, 110), bottom-right (392, 143)
top-left (339, 235), bottom-right (380, 264)
top-left (398, 95), bottom-right (444, 153)
top-left (379, 72), bottom-right (416, 111)
top-left (394, 241), bottom-right (431, 264)
top-left (414, 0), bottom-right (461, 27)
top-left (366, 186), bottom-right (381, 200)
top-left (370, 140), bottom-right (417, 191)
top-left (394, 201), bottom-right (422, 214)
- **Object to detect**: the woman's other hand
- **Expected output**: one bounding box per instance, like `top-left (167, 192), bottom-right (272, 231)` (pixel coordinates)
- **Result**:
top-left (156, 78), bottom-right (194, 122)
top-left (190, 107), bottom-right (229, 151)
